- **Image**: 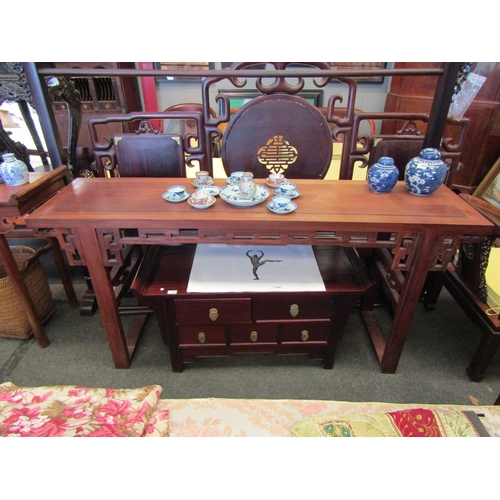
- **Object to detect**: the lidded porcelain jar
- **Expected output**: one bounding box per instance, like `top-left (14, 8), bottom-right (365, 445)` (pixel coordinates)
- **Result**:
top-left (404, 148), bottom-right (447, 196)
top-left (367, 156), bottom-right (399, 193)
top-left (0, 153), bottom-right (29, 186)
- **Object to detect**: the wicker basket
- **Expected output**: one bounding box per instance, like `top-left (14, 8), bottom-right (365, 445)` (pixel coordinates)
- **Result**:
top-left (0, 245), bottom-right (54, 339)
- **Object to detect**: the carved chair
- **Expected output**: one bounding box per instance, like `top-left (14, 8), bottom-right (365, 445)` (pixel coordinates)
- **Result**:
top-left (88, 111), bottom-right (207, 178)
top-left (82, 111), bottom-right (206, 318)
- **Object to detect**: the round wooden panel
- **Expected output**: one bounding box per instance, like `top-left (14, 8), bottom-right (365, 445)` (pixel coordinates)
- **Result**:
top-left (221, 94), bottom-right (332, 179)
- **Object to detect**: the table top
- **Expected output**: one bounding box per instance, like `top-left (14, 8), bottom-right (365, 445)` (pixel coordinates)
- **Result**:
top-left (24, 177), bottom-right (493, 237)
top-left (0, 166), bottom-right (69, 219)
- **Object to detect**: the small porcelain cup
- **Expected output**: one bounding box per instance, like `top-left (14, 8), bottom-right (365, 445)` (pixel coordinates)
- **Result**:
top-left (190, 191), bottom-right (210, 207)
top-left (267, 173), bottom-right (284, 186)
top-left (228, 171), bottom-right (244, 185)
top-left (196, 170), bottom-right (211, 185)
top-left (276, 182), bottom-right (296, 197)
top-left (272, 196), bottom-right (290, 211)
top-left (167, 185), bottom-right (187, 200)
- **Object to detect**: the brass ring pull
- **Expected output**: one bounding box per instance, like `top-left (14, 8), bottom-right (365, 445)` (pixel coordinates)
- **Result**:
top-left (290, 304), bottom-right (299, 317)
top-left (301, 330), bottom-right (309, 341)
top-left (198, 332), bottom-right (206, 344)
top-left (250, 331), bottom-right (258, 342)
top-left (209, 308), bottom-right (219, 321)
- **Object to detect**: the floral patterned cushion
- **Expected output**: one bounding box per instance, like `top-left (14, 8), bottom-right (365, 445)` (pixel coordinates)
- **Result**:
top-left (0, 382), bottom-right (165, 437)
top-left (290, 408), bottom-right (489, 437)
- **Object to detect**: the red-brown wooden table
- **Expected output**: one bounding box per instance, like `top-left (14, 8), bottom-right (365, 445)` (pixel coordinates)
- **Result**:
top-left (0, 166), bottom-right (75, 347)
top-left (24, 176), bottom-right (494, 370)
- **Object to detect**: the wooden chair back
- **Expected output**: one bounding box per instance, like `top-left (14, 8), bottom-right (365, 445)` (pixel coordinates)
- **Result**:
top-left (113, 133), bottom-right (184, 177)
top-left (221, 94), bottom-right (332, 179)
top-left (88, 111), bottom-right (208, 177)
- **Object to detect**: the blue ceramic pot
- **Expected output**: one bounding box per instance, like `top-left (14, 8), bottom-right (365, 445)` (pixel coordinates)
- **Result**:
top-left (367, 156), bottom-right (399, 193)
top-left (404, 148), bottom-right (447, 196)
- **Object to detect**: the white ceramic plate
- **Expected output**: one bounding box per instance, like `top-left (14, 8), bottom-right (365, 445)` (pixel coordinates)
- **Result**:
top-left (273, 188), bottom-right (300, 199)
top-left (196, 185), bottom-right (221, 197)
top-left (188, 195), bottom-right (216, 209)
top-left (267, 200), bottom-right (297, 214)
top-left (219, 184), bottom-right (270, 207)
top-left (162, 190), bottom-right (190, 203)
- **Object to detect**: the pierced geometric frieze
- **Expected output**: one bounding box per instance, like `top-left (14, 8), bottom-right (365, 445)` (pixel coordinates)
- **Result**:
top-left (431, 235), bottom-right (461, 271)
top-left (257, 135), bottom-right (298, 174)
top-left (390, 233), bottom-right (417, 271)
top-left (56, 229), bottom-right (83, 266)
top-left (96, 228), bottom-right (125, 266)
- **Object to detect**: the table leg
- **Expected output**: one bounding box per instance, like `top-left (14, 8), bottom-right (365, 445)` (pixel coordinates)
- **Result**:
top-left (380, 232), bottom-right (441, 373)
top-left (0, 233), bottom-right (49, 347)
top-left (76, 226), bottom-right (131, 368)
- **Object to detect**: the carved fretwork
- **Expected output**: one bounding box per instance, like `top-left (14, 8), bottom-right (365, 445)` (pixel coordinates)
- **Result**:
top-left (97, 228), bottom-right (125, 266)
top-left (55, 229), bottom-right (83, 265)
top-left (431, 235), bottom-right (461, 270)
top-left (390, 233), bottom-right (417, 271)
top-left (257, 134), bottom-right (298, 174)
top-left (396, 120), bottom-right (422, 136)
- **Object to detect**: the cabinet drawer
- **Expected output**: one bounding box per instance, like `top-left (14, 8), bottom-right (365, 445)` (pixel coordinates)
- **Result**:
top-left (281, 321), bottom-right (330, 343)
top-left (231, 323), bottom-right (277, 344)
top-left (254, 295), bottom-right (332, 320)
top-left (175, 298), bottom-right (252, 324)
top-left (178, 324), bottom-right (226, 346)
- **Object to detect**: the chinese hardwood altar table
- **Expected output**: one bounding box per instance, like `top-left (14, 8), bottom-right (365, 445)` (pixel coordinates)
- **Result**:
top-left (24, 177), bottom-right (494, 371)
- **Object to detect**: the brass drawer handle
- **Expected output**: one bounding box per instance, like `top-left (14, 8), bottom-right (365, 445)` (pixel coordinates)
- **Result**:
top-left (250, 331), bottom-right (258, 342)
top-left (301, 330), bottom-right (309, 341)
top-left (198, 332), bottom-right (206, 344)
top-left (209, 308), bottom-right (219, 322)
top-left (290, 304), bottom-right (299, 317)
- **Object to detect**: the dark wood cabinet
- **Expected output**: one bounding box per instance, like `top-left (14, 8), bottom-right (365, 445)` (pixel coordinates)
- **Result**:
top-left (49, 62), bottom-right (142, 171)
top-left (383, 62), bottom-right (500, 193)
top-left (131, 244), bottom-right (376, 372)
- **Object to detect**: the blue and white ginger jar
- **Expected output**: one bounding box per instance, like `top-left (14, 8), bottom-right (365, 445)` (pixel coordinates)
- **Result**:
top-left (404, 148), bottom-right (447, 196)
top-left (0, 153), bottom-right (29, 186)
top-left (367, 156), bottom-right (399, 193)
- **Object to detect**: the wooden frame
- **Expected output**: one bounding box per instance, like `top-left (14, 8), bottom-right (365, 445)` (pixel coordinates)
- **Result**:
top-left (473, 156), bottom-right (500, 211)
top-left (154, 62), bottom-right (214, 82)
top-left (329, 62), bottom-right (386, 83)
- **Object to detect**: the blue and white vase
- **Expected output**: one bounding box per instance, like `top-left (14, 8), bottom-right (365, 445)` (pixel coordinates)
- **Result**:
top-left (404, 148), bottom-right (447, 196)
top-left (0, 153), bottom-right (29, 186)
top-left (367, 156), bottom-right (399, 193)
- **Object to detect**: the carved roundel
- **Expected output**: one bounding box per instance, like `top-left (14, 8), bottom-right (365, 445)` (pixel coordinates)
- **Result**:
top-left (221, 94), bottom-right (332, 179)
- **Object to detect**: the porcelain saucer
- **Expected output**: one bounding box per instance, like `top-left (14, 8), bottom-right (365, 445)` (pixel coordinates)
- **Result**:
top-left (196, 185), bottom-right (221, 197)
top-left (188, 194), bottom-right (216, 209)
top-left (267, 200), bottom-right (297, 214)
top-left (265, 177), bottom-right (288, 188)
top-left (162, 190), bottom-right (190, 203)
top-left (191, 178), bottom-right (214, 187)
top-left (274, 188), bottom-right (300, 199)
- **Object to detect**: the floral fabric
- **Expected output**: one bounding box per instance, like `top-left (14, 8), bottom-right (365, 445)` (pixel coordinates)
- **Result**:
top-left (0, 382), bottom-right (166, 437)
top-left (159, 398), bottom-right (500, 437)
top-left (290, 408), bottom-right (483, 437)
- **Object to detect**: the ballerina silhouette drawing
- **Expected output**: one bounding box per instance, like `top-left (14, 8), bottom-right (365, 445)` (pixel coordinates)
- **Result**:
top-left (246, 250), bottom-right (282, 280)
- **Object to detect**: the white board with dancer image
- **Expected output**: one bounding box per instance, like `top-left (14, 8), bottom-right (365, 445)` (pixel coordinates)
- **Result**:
top-left (187, 244), bottom-right (326, 293)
